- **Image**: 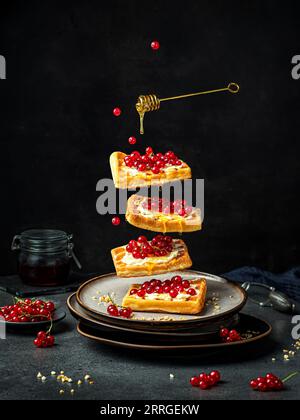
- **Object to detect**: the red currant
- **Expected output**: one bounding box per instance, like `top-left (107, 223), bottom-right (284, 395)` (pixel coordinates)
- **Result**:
top-left (146, 147), bottom-right (153, 155)
top-left (250, 379), bottom-right (258, 390)
top-left (130, 289), bottom-right (138, 295)
top-left (37, 331), bottom-right (47, 340)
top-left (45, 302), bottom-right (55, 312)
top-left (137, 289), bottom-right (146, 298)
top-left (257, 382), bottom-right (268, 392)
top-left (107, 305), bottom-right (119, 317)
top-left (210, 371), bottom-right (221, 384)
top-left (151, 41), bottom-right (160, 50)
top-left (187, 288), bottom-right (197, 296)
top-left (34, 339), bottom-right (42, 348)
top-left (190, 377), bottom-right (200, 387)
top-left (182, 280), bottom-right (190, 289)
top-left (199, 381), bottom-right (210, 390)
top-left (128, 136), bottom-right (137, 145)
top-left (119, 308), bottom-right (133, 319)
top-left (46, 335), bottom-right (55, 347)
top-left (113, 107), bottom-right (122, 117)
top-left (112, 217), bottom-right (121, 226)
top-left (171, 276), bottom-right (182, 284)
top-left (220, 328), bottom-right (229, 338)
top-left (169, 289), bottom-right (178, 299)
top-left (199, 373), bottom-right (209, 382)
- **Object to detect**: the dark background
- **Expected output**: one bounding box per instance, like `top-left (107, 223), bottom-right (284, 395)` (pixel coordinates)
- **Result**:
top-left (0, 0), bottom-right (300, 276)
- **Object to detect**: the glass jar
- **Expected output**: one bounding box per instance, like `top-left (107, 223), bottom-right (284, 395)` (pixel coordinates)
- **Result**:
top-left (11, 230), bottom-right (81, 286)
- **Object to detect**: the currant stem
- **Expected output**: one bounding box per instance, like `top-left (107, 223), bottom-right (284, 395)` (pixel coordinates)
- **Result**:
top-left (282, 372), bottom-right (299, 383)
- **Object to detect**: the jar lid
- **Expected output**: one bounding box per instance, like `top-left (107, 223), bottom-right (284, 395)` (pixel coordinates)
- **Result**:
top-left (12, 229), bottom-right (73, 254)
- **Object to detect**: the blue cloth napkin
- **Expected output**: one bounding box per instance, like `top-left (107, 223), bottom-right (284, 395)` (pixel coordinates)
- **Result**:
top-left (223, 266), bottom-right (300, 302)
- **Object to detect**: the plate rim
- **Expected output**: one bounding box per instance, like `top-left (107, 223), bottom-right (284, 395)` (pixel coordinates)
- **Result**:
top-left (76, 314), bottom-right (272, 351)
top-left (67, 293), bottom-right (239, 337)
top-left (76, 270), bottom-right (248, 326)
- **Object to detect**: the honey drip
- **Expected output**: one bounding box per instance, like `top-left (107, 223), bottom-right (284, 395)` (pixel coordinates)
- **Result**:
top-left (136, 83), bottom-right (240, 134)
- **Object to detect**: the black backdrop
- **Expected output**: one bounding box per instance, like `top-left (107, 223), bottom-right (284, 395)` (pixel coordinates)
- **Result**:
top-left (1, 0), bottom-right (300, 276)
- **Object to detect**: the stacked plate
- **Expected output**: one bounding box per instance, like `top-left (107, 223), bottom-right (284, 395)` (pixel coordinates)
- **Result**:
top-left (67, 270), bottom-right (272, 352)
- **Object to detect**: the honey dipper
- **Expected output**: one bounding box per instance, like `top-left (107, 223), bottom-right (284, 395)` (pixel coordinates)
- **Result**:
top-left (136, 82), bottom-right (240, 134)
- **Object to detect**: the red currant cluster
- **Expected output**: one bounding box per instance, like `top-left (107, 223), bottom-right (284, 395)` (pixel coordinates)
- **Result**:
top-left (250, 373), bottom-right (284, 392)
top-left (124, 148), bottom-right (183, 174)
top-left (220, 328), bottom-right (242, 343)
top-left (142, 197), bottom-right (193, 217)
top-left (130, 276), bottom-right (197, 299)
top-left (0, 299), bottom-right (55, 323)
top-left (107, 305), bottom-right (133, 319)
top-left (126, 235), bottom-right (173, 260)
top-left (190, 371), bottom-right (221, 390)
top-left (34, 331), bottom-right (55, 348)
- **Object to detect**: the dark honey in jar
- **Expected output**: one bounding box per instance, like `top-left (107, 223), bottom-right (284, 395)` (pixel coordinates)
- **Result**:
top-left (11, 230), bottom-right (78, 286)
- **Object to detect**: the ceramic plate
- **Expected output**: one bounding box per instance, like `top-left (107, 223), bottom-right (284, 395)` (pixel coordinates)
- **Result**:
top-left (76, 270), bottom-right (247, 326)
top-left (0, 309), bottom-right (66, 332)
top-left (76, 314), bottom-right (272, 352)
top-left (68, 293), bottom-right (239, 339)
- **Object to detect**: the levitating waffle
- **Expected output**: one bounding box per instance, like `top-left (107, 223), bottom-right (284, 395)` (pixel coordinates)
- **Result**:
top-left (110, 148), bottom-right (192, 189)
top-left (122, 278), bottom-right (207, 315)
top-left (126, 194), bottom-right (202, 233)
top-left (111, 235), bottom-right (192, 278)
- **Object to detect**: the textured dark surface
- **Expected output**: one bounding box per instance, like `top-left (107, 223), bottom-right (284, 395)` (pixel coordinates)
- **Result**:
top-left (0, 1), bottom-right (300, 276)
top-left (0, 275), bottom-right (300, 400)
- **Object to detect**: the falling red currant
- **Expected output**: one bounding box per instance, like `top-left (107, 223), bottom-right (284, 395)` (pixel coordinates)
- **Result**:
top-left (151, 41), bottom-right (160, 51)
top-left (112, 217), bottom-right (121, 226)
top-left (128, 136), bottom-right (137, 145)
top-left (113, 108), bottom-right (122, 117)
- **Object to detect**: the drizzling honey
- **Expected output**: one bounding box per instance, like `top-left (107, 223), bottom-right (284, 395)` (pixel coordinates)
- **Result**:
top-left (136, 94), bottom-right (161, 135)
top-left (136, 83), bottom-right (240, 135)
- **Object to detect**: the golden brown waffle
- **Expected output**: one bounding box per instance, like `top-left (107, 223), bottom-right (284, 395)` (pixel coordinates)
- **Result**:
top-left (111, 239), bottom-right (192, 278)
top-left (110, 152), bottom-right (192, 189)
top-left (122, 279), bottom-right (207, 315)
top-left (126, 194), bottom-right (202, 233)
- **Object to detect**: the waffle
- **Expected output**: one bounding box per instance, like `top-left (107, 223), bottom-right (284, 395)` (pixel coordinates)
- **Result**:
top-left (126, 194), bottom-right (202, 233)
top-left (110, 152), bottom-right (192, 189)
top-left (111, 239), bottom-right (192, 278)
top-left (122, 279), bottom-right (207, 315)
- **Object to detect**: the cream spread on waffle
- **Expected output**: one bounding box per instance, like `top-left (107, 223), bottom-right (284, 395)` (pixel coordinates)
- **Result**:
top-left (123, 164), bottom-right (181, 177)
top-left (138, 198), bottom-right (197, 221)
top-left (143, 290), bottom-right (200, 302)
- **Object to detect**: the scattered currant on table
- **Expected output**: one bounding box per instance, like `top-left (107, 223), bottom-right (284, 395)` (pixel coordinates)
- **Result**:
top-left (112, 217), bottom-right (121, 226)
top-left (190, 371), bottom-right (221, 390)
top-left (151, 40), bottom-right (160, 50)
top-left (124, 148), bottom-right (183, 175)
top-left (220, 328), bottom-right (242, 343)
top-left (34, 331), bottom-right (55, 348)
top-left (113, 107), bottom-right (122, 117)
top-left (250, 372), bottom-right (298, 392)
top-left (0, 299), bottom-right (55, 323)
top-left (126, 234), bottom-right (175, 260)
top-left (130, 276), bottom-right (197, 300)
top-left (142, 197), bottom-right (193, 218)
